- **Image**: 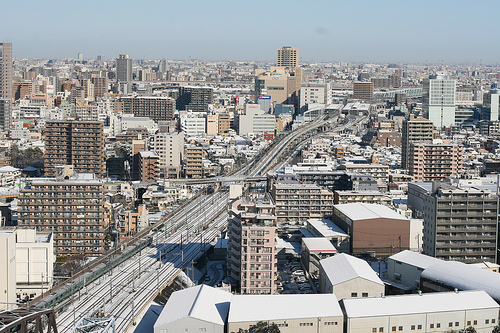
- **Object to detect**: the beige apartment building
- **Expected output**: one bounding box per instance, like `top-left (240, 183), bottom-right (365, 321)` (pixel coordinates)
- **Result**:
top-left (227, 193), bottom-right (278, 294)
top-left (121, 96), bottom-right (175, 122)
top-left (17, 173), bottom-right (106, 256)
top-left (153, 131), bottom-right (184, 178)
top-left (139, 151), bottom-right (159, 182)
top-left (401, 116), bottom-right (434, 169)
top-left (353, 82), bottom-right (374, 99)
top-left (409, 140), bottom-right (463, 182)
top-left (255, 66), bottom-right (302, 105)
top-left (185, 146), bottom-right (203, 178)
top-left (271, 182), bottom-right (334, 224)
top-left (44, 120), bottom-right (105, 178)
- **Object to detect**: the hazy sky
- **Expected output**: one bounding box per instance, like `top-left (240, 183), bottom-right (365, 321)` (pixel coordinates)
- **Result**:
top-left (1, 0), bottom-right (498, 64)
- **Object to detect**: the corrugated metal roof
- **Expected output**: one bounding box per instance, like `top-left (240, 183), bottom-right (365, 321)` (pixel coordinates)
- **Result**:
top-left (302, 237), bottom-right (337, 252)
top-left (421, 261), bottom-right (500, 302)
top-left (228, 294), bottom-right (342, 323)
top-left (307, 218), bottom-right (349, 238)
top-left (320, 253), bottom-right (383, 286)
top-left (388, 250), bottom-right (443, 269)
top-left (334, 203), bottom-right (407, 221)
top-left (154, 285), bottom-right (232, 328)
top-left (342, 290), bottom-right (498, 318)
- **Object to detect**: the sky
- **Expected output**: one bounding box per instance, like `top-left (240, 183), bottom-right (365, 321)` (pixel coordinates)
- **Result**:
top-left (1, 0), bottom-right (499, 64)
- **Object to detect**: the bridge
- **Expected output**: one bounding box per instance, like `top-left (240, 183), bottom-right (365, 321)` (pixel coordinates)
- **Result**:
top-left (375, 87), bottom-right (423, 99)
top-left (0, 307), bottom-right (58, 333)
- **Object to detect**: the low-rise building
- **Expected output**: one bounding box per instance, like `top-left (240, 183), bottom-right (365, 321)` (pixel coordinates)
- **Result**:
top-left (319, 253), bottom-right (384, 300)
top-left (306, 218), bottom-right (350, 253)
top-left (301, 237), bottom-right (337, 276)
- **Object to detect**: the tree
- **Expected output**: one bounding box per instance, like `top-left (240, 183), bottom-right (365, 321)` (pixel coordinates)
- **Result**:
top-left (492, 324), bottom-right (500, 333)
top-left (463, 327), bottom-right (476, 333)
top-left (240, 321), bottom-right (280, 333)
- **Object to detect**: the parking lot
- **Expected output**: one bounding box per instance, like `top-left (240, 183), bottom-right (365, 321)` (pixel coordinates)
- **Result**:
top-left (277, 257), bottom-right (315, 294)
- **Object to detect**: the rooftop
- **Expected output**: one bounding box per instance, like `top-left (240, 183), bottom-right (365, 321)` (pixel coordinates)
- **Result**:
top-left (388, 250), bottom-right (442, 270)
top-left (307, 218), bottom-right (349, 238)
top-left (302, 237), bottom-right (337, 252)
top-left (320, 253), bottom-right (383, 286)
top-left (342, 290), bottom-right (498, 318)
top-left (334, 203), bottom-right (406, 221)
top-left (228, 294), bottom-right (342, 323)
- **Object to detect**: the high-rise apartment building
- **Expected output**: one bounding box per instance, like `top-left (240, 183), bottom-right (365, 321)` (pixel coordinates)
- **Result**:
top-left (217, 112), bottom-right (230, 134)
top-left (408, 182), bottom-right (498, 263)
top-left (44, 120), bottom-right (105, 177)
top-left (176, 86), bottom-right (213, 112)
top-left (153, 131), bottom-right (184, 179)
top-left (116, 54), bottom-right (133, 82)
top-left (482, 86), bottom-right (500, 121)
top-left (0, 43), bottom-right (13, 101)
top-left (401, 116), bottom-right (434, 170)
top-left (17, 174), bottom-right (106, 256)
top-left (92, 77), bottom-right (108, 98)
top-left (227, 193), bottom-right (278, 294)
top-left (353, 82), bottom-right (374, 99)
top-left (408, 140), bottom-right (463, 182)
top-left (138, 151), bottom-right (159, 182)
top-left (12, 81), bottom-right (34, 101)
top-left (0, 99), bottom-right (11, 133)
top-left (423, 72), bottom-right (456, 128)
top-left (185, 146), bottom-right (203, 178)
top-left (277, 46), bottom-right (299, 68)
top-left (121, 96), bottom-right (175, 123)
top-left (299, 81), bottom-right (331, 108)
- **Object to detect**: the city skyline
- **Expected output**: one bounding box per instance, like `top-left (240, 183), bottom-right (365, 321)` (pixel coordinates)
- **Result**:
top-left (1, 0), bottom-right (500, 64)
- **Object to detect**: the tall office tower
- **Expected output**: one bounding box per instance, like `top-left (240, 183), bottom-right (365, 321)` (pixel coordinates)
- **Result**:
top-left (78, 53), bottom-right (83, 61)
top-left (153, 131), bottom-right (184, 179)
top-left (0, 99), bottom-right (11, 133)
top-left (255, 67), bottom-right (302, 106)
top-left (408, 140), bottom-right (463, 182)
top-left (44, 120), bottom-right (105, 178)
top-left (158, 59), bottom-right (168, 80)
top-left (227, 193), bottom-right (278, 294)
top-left (408, 182), bottom-right (498, 263)
top-left (116, 54), bottom-right (133, 81)
top-left (353, 81), bottom-right (374, 99)
top-left (0, 43), bottom-right (13, 101)
top-left (423, 72), bottom-right (456, 128)
top-left (277, 46), bottom-right (299, 68)
top-left (176, 86), bottom-right (213, 112)
top-left (482, 85), bottom-right (500, 121)
top-left (18, 173), bottom-right (106, 256)
top-left (121, 96), bottom-right (175, 122)
top-left (401, 116), bottom-right (434, 170)
top-left (92, 77), bottom-right (108, 98)
top-left (97, 55), bottom-right (105, 62)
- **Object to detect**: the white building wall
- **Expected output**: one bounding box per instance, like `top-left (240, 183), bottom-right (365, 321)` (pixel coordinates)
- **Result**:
top-left (331, 278), bottom-right (385, 301)
top-left (0, 231), bottom-right (16, 310)
top-left (154, 317), bottom-right (224, 333)
top-left (228, 316), bottom-right (343, 333)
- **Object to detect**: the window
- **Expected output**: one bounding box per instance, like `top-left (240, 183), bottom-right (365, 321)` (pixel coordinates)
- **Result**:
top-left (379, 328), bottom-right (384, 332)
top-left (437, 323), bottom-right (441, 328)
top-left (199, 329), bottom-right (206, 332)
top-left (392, 327), bottom-right (396, 332)
top-left (493, 319), bottom-right (496, 324)
top-left (300, 323), bottom-right (313, 327)
top-left (399, 326), bottom-right (403, 331)
top-left (449, 322), bottom-right (453, 328)
top-left (417, 325), bottom-right (422, 330)
top-left (411, 325), bottom-right (415, 330)
top-left (486, 320), bottom-right (490, 324)
top-left (324, 322), bottom-right (337, 326)
top-left (373, 329), bottom-right (377, 333)
top-left (351, 292), bottom-right (358, 297)
top-left (362, 293), bottom-right (369, 297)
top-left (430, 324), bottom-right (434, 329)
top-left (467, 321), bottom-right (471, 326)
top-left (473, 321), bottom-right (477, 325)
top-left (455, 322), bottom-right (459, 327)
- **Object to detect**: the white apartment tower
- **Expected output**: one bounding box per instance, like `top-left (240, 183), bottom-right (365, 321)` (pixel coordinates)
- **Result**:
top-left (423, 72), bottom-right (456, 128)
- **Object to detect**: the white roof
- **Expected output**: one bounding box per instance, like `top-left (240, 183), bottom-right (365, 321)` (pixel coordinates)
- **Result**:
top-left (421, 261), bottom-right (500, 302)
top-left (320, 253), bottom-right (383, 286)
top-left (228, 294), bottom-right (342, 323)
top-left (342, 290), bottom-right (498, 318)
top-left (154, 285), bottom-right (231, 328)
top-left (388, 250), bottom-right (442, 269)
top-left (0, 166), bottom-right (19, 173)
top-left (334, 203), bottom-right (406, 221)
top-left (307, 218), bottom-right (348, 238)
top-left (302, 237), bottom-right (337, 252)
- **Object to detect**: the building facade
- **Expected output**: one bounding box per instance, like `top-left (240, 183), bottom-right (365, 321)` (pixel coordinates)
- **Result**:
top-left (353, 82), bottom-right (374, 99)
top-left (153, 131), bottom-right (184, 178)
top-left (176, 86), bottom-right (213, 112)
top-left (44, 120), bottom-right (105, 178)
top-left (401, 116), bottom-right (434, 169)
top-left (277, 46), bottom-right (299, 68)
top-left (121, 96), bottom-right (175, 123)
top-left (423, 72), bottom-right (456, 128)
top-left (0, 43), bottom-right (13, 101)
top-left (185, 146), bottom-right (203, 178)
top-left (17, 174), bottom-right (106, 256)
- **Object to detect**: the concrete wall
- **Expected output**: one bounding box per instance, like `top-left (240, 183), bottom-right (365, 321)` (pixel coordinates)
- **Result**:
top-left (332, 278), bottom-right (384, 301)
top-left (228, 315), bottom-right (343, 333)
top-left (155, 317), bottom-right (224, 333)
top-left (0, 231), bottom-right (16, 309)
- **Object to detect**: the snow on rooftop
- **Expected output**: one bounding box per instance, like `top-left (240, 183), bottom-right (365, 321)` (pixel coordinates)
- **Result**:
top-left (302, 237), bottom-right (337, 252)
top-left (154, 285), bottom-right (231, 328)
top-left (307, 218), bottom-right (348, 238)
top-left (228, 294), bottom-right (342, 323)
top-left (320, 253), bottom-right (383, 286)
top-left (334, 203), bottom-right (406, 221)
top-left (342, 290), bottom-right (498, 318)
top-left (388, 250), bottom-right (443, 269)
